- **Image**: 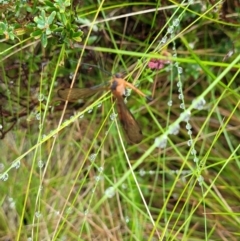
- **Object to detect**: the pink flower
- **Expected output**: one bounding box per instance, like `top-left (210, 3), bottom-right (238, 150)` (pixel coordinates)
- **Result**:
top-left (148, 50), bottom-right (171, 70)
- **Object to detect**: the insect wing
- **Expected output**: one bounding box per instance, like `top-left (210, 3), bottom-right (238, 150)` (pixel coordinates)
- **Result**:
top-left (116, 97), bottom-right (143, 144)
top-left (57, 86), bottom-right (106, 102)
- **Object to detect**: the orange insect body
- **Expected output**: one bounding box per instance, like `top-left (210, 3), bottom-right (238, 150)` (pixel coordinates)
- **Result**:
top-left (110, 78), bottom-right (143, 143)
top-left (57, 76), bottom-right (149, 144)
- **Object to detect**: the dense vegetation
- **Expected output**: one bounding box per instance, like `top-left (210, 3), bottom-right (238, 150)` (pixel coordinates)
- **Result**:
top-left (0, 1), bottom-right (240, 240)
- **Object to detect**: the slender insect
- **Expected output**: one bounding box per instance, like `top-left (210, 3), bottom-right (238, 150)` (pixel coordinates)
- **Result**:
top-left (57, 75), bottom-right (151, 144)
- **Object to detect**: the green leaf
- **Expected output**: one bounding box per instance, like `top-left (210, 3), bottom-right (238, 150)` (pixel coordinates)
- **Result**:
top-left (0, 22), bottom-right (6, 29)
top-left (41, 32), bottom-right (48, 48)
top-left (40, 9), bottom-right (46, 19)
top-left (0, 22), bottom-right (7, 34)
top-left (31, 29), bottom-right (42, 38)
top-left (54, 0), bottom-right (71, 13)
top-left (46, 28), bottom-right (52, 35)
top-left (47, 11), bottom-right (56, 25)
top-left (34, 15), bottom-right (45, 29)
top-left (72, 31), bottom-right (82, 42)
top-left (57, 12), bottom-right (67, 26)
top-left (8, 32), bottom-right (15, 40)
top-left (45, 0), bottom-right (55, 8)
